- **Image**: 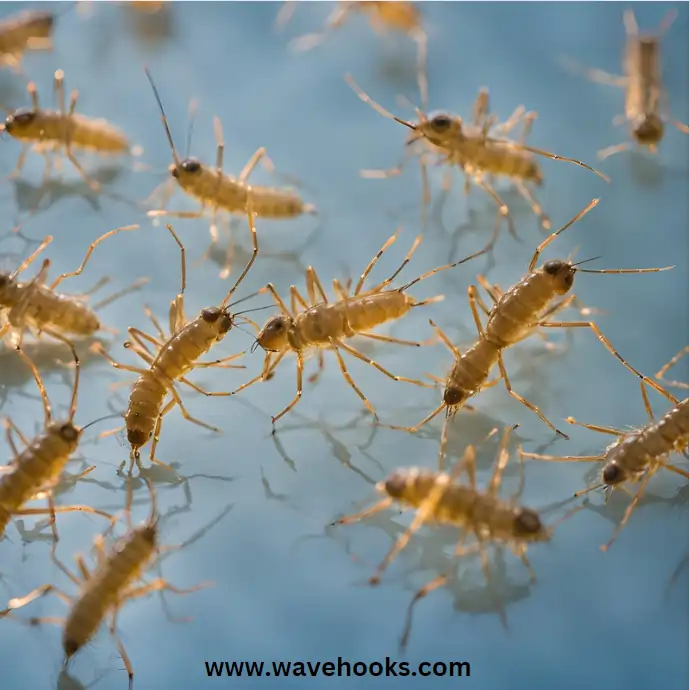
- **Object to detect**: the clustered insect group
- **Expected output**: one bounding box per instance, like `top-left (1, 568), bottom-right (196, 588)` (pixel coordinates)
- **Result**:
top-left (0, 4), bottom-right (688, 688)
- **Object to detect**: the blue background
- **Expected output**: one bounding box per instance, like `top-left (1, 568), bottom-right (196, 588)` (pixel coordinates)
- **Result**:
top-left (0, 2), bottom-right (687, 689)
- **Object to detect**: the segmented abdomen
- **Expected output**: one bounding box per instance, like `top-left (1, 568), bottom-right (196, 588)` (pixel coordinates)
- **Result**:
top-left (15, 284), bottom-right (99, 336)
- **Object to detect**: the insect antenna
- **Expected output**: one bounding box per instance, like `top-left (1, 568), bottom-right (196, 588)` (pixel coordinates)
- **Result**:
top-left (144, 66), bottom-right (181, 167)
top-left (571, 256), bottom-right (601, 267)
top-left (345, 73), bottom-right (419, 130)
top-left (184, 99), bottom-right (198, 158)
top-left (9, 235), bottom-right (53, 280)
top-left (81, 412), bottom-right (125, 432)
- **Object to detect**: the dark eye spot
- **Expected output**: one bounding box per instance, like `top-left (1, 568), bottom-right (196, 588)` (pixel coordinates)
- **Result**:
top-left (59, 423), bottom-right (79, 442)
top-left (544, 260), bottom-right (562, 275)
top-left (444, 386), bottom-right (464, 406)
top-left (430, 115), bottom-right (452, 131)
top-left (10, 108), bottom-right (36, 125)
top-left (202, 307), bottom-right (221, 322)
top-left (0, 273), bottom-right (9, 288)
top-left (64, 638), bottom-right (80, 658)
top-left (603, 463), bottom-right (622, 485)
top-left (384, 472), bottom-right (407, 499)
top-left (270, 320), bottom-right (284, 332)
top-left (181, 158), bottom-right (201, 174)
top-left (218, 314), bottom-right (233, 333)
top-left (514, 508), bottom-right (542, 534)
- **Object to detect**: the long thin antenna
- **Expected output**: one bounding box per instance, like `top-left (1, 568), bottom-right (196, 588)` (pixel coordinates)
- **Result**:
top-left (144, 66), bottom-right (180, 166)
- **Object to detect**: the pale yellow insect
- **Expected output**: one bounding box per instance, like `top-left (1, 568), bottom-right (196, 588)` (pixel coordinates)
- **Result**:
top-left (0, 9), bottom-right (55, 75)
top-left (276, 1), bottom-right (428, 107)
top-left (242, 229), bottom-right (487, 430)
top-left (0, 343), bottom-right (112, 543)
top-left (0, 224), bottom-right (144, 349)
top-left (387, 198), bottom-right (674, 447)
top-left (97, 202), bottom-right (260, 473)
top-left (143, 67), bottom-right (316, 259)
top-left (2, 478), bottom-right (210, 690)
top-left (346, 74), bottom-right (611, 247)
top-left (564, 9), bottom-right (689, 159)
top-left (1, 70), bottom-right (134, 195)
top-left (335, 425), bottom-right (582, 651)
top-left (521, 347), bottom-right (689, 552)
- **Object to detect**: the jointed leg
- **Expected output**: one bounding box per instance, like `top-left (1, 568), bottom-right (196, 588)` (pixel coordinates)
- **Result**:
top-left (601, 470), bottom-right (654, 552)
top-left (515, 179), bottom-right (550, 230)
top-left (359, 332), bottom-right (430, 348)
top-left (334, 339), bottom-right (436, 389)
top-left (476, 177), bottom-right (517, 240)
top-left (335, 497), bottom-right (394, 526)
top-left (290, 286), bottom-right (309, 312)
top-left (49, 225), bottom-right (139, 290)
top-left (354, 229), bottom-right (401, 295)
top-left (270, 352), bottom-right (305, 429)
top-left (539, 320), bottom-right (680, 406)
top-left (496, 353), bottom-right (569, 438)
top-left (91, 276), bottom-right (149, 313)
top-left (7, 583), bottom-right (73, 612)
top-left (565, 415), bottom-right (624, 436)
top-left (656, 344), bottom-right (689, 390)
top-left (306, 266), bottom-right (329, 304)
top-left (371, 234), bottom-right (423, 293)
top-left (598, 142), bottom-right (631, 160)
top-left (307, 351), bottom-right (325, 384)
top-left (109, 609), bottom-right (135, 690)
top-left (487, 425), bottom-right (514, 496)
top-left (327, 342), bottom-right (378, 420)
top-left (4, 417), bottom-right (30, 454)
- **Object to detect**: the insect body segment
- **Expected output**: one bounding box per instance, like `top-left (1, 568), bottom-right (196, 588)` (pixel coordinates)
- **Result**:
top-left (0, 225), bottom-right (144, 349)
top-left (245, 229), bottom-right (487, 430)
top-left (521, 347), bottom-right (689, 551)
top-left (0, 344), bottom-right (112, 541)
top-left (98, 204), bottom-right (259, 472)
top-left (1, 70), bottom-right (132, 194)
top-left (388, 198), bottom-right (674, 446)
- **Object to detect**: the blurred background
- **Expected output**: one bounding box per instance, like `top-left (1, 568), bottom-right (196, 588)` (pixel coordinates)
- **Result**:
top-left (0, 2), bottom-right (688, 689)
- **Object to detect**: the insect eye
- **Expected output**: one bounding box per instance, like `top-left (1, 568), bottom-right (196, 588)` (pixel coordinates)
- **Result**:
top-left (603, 463), bottom-right (622, 484)
top-left (444, 386), bottom-right (465, 406)
top-left (543, 260), bottom-right (562, 275)
top-left (384, 472), bottom-right (407, 499)
top-left (181, 158), bottom-right (201, 174)
top-left (11, 109), bottom-right (36, 125)
top-left (514, 508), bottom-right (541, 534)
top-left (201, 307), bottom-right (221, 322)
top-left (59, 423), bottom-right (79, 441)
top-left (219, 314), bottom-right (233, 333)
top-left (269, 320), bottom-right (284, 332)
top-left (430, 115), bottom-right (452, 131)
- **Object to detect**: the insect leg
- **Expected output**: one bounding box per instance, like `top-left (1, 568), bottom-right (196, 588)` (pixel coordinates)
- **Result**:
top-left (334, 339), bottom-right (436, 389)
top-left (4, 416), bottom-right (30, 450)
top-left (306, 266), bottom-right (329, 303)
top-left (514, 179), bottom-right (550, 231)
top-left (565, 415), bottom-right (624, 436)
top-left (167, 385), bottom-right (223, 433)
top-left (496, 353), bottom-right (569, 438)
top-left (601, 469), bottom-right (654, 552)
top-left (527, 198), bottom-right (599, 272)
top-left (353, 228), bottom-right (401, 295)
top-left (288, 3), bottom-right (352, 53)
top-left (186, 350), bottom-right (246, 369)
top-left (95, 344), bottom-right (151, 376)
top-left (91, 276), bottom-right (149, 313)
top-left (487, 426), bottom-right (514, 496)
top-left (271, 352), bottom-right (306, 429)
top-left (358, 332), bottom-right (430, 348)
top-left (476, 176), bottom-right (517, 241)
top-left (335, 497), bottom-right (395, 526)
top-left (109, 609), bottom-right (135, 690)
top-left (290, 286), bottom-right (309, 312)
top-left (427, 318), bottom-right (460, 357)
top-left (7, 583), bottom-right (73, 612)
top-left (539, 320), bottom-right (680, 406)
top-left (14, 345), bottom-right (53, 425)
top-left (49, 224), bottom-right (139, 290)
top-left (372, 234), bottom-right (423, 293)
top-left (400, 534), bottom-right (481, 652)
top-left (655, 344), bottom-right (689, 390)
top-left (597, 142), bottom-right (632, 160)
top-left (369, 474), bottom-right (453, 585)
top-left (175, 373), bottom-right (246, 397)
top-left (2, 144), bottom-right (29, 182)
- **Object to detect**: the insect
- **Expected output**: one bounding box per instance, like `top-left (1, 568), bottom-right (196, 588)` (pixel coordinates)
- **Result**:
top-left (0, 343), bottom-right (113, 544)
top-left (0, 69), bottom-right (133, 194)
top-left (0, 224), bottom-right (144, 350)
top-left (335, 425), bottom-right (581, 651)
top-left (242, 229), bottom-right (487, 431)
top-left (521, 346), bottom-right (689, 552)
top-left (97, 203), bottom-right (261, 473)
top-left (346, 74), bottom-right (611, 250)
top-left (386, 198), bottom-right (674, 447)
top-left (143, 67), bottom-right (316, 261)
top-left (0, 9), bottom-right (55, 75)
top-left (564, 9), bottom-right (689, 159)
top-left (2, 477), bottom-right (210, 690)
top-left (276, 2), bottom-right (428, 107)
